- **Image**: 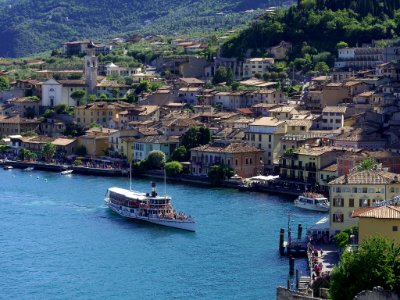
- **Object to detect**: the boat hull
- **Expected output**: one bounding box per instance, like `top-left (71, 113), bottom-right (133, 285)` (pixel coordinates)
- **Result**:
top-left (106, 200), bottom-right (195, 232)
top-left (294, 203), bottom-right (329, 212)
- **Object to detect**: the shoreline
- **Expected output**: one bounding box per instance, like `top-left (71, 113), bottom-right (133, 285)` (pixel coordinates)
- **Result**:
top-left (1, 160), bottom-right (301, 196)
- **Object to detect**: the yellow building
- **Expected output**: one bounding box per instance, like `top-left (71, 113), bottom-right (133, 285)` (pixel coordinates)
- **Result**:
top-left (77, 127), bottom-right (118, 156)
top-left (352, 206), bottom-right (400, 244)
top-left (329, 169), bottom-right (400, 234)
top-left (279, 146), bottom-right (344, 192)
top-left (120, 137), bottom-right (135, 163)
top-left (75, 101), bottom-right (132, 129)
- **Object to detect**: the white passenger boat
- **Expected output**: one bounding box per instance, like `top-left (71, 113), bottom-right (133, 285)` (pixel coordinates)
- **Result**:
top-left (24, 167), bottom-right (34, 171)
top-left (60, 170), bottom-right (73, 175)
top-left (105, 182), bottom-right (195, 232)
top-left (294, 192), bottom-right (329, 212)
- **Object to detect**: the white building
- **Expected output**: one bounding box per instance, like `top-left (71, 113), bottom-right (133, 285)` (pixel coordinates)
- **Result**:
top-left (243, 58), bottom-right (274, 79)
top-left (41, 79), bottom-right (87, 107)
top-left (105, 63), bottom-right (142, 77)
top-left (321, 106), bottom-right (349, 130)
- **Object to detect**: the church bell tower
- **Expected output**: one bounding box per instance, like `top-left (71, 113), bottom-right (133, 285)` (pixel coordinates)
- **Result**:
top-left (84, 41), bottom-right (98, 96)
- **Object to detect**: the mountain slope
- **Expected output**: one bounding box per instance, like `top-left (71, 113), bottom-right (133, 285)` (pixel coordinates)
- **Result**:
top-left (0, 0), bottom-right (293, 57)
top-left (222, 0), bottom-right (400, 59)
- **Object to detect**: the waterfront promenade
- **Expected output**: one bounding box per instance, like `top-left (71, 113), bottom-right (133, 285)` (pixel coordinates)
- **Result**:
top-left (308, 243), bottom-right (339, 283)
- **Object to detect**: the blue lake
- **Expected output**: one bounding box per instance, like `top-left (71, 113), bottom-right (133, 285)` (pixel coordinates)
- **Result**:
top-left (0, 169), bottom-right (323, 299)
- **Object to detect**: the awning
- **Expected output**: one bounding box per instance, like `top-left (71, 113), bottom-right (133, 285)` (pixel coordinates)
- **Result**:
top-left (308, 217), bottom-right (330, 233)
top-left (250, 175), bottom-right (279, 181)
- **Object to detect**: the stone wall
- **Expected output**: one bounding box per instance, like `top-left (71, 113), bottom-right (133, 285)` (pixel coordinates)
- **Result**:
top-left (276, 287), bottom-right (322, 300)
top-left (354, 287), bottom-right (399, 300)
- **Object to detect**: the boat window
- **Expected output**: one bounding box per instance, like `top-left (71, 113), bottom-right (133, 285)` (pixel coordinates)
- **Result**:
top-left (307, 199), bottom-right (314, 204)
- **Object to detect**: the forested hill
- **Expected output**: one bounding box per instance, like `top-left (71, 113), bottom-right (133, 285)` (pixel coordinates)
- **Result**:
top-left (222, 0), bottom-right (400, 59)
top-left (0, 0), bottom-right (293, 58)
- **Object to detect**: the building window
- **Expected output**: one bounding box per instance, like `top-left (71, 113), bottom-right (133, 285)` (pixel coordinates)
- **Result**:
top-left (333, 198), bottom-right (344, 207)
top-left (359, 199), bottom-right (370, 207)
top-left (349, 198), bottom-right (354, 207)
top-left (393, 226), bottom-right (398, 232)
top-left (333, 213), bottom-right (344, 223)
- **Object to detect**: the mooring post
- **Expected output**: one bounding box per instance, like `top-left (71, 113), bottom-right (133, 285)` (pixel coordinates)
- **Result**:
top-left (289, 255), bottom-right (295, 275)
top-left (298, 224), bottom-right (303, 240)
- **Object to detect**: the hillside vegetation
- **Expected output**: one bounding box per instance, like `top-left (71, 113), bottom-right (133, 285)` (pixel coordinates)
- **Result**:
top-left (0, 0), bottom-right (293, 57)
top-left (222, 0), bottom-right (400, 60)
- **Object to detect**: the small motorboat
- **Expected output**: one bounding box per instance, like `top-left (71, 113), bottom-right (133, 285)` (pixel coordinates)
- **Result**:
top-left (3, 166), bottom-right (13, 170)
top-left (60, 170), bottom-right (73, 175)
top-left (24, 167), bottom-right (34, 171)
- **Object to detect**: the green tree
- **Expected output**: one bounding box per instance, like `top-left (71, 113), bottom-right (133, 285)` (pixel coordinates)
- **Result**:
top-left (170, 146), bottom-right (188, 162)
top-left (0, 145), bottom-right (10, 152)
top-left (0, 76), bottom-right (10, 91)
top-left (21, 130), bottom-right (38, 137)
top-left (126, 93), bottom-right (137, 103)
top-left (330, 236), bottom-right (400, 300)
top-left (208, 165), bottom-right (233, 185)
top-left (198, 126), bottom-right (211, 145)
top-left (135, 81), bottom-right (150, 94)
top-left (70, 90), bottom-right (86, 105)
top-left (357, 158), bottom-right (377, 171)
top-left (165, 161), bottom-right (183, 176)
top-left (181, 126), bottom-right (211, 150)
top-left (212, 66), bottom-right (228, 85)
top-left (90, 122), bottom-right (101, 129)
top-left (336, 41), bottom-right (349, 49)
top-left (314, 61), bottom-right (330, 73)
top-left (42, 142), bottom-right (56, 162)
top-left (73, 159), bottom-right (82, 166)
top-left (75, 145), bottom-right (87, 156)
top-left (19, 148), bottom-right (36, 161)
top-left (147, 150), bottom-right (166, 169)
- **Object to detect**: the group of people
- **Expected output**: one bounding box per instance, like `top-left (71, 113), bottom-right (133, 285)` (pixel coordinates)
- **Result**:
top-left (309, 246), bottom-right (325, 280)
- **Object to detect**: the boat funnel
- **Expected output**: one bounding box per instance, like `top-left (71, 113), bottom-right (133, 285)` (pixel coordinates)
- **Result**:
top-left (151, 182), bottom-right (157, 197)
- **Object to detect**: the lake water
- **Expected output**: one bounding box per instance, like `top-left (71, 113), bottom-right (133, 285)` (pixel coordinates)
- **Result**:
top-left (0, 169), bottom-right (323, 299)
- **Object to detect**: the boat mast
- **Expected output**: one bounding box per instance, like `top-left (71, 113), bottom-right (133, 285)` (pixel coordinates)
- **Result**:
top-left (164, 167), bottom-right (167, 196)
top-left (129, 159), bottom-right (132, 191)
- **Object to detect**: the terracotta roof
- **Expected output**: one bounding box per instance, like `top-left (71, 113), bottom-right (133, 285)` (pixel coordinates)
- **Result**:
top-left (237, 108), bottom-right (254, 115)
top-left (179, 78), bottom-right (205, 84)
top-left (52, 138), bottom-right (76, 146)
top-left (58, 80), bottom-right (86, 87)
top-left (296, 146), bottom-right (341, 156)
top-left (322, 163), bottom-right (337, 172)
top-left (250, 117), bottom-right (285, 127)
top-left (135, 135), bottom-right (179, 144)
top-left (0, 116), bottom-right (40, 124)
top-left (191, 142), bottom-right (263, 154)
top-left (333, 128), bottom-right (385, 142)
top-left (164, 118), bottom-right (198, 128)
top-left (322, 106), bottom-right (347, 113)
top-left (352, 205), bottom-right (400, 219)
top-left (329, 170), bottom-right (400, 185)
top-left (285, 119), bottom-right (312, 127)
top-left (269, 106), bottom-right (297, 113)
